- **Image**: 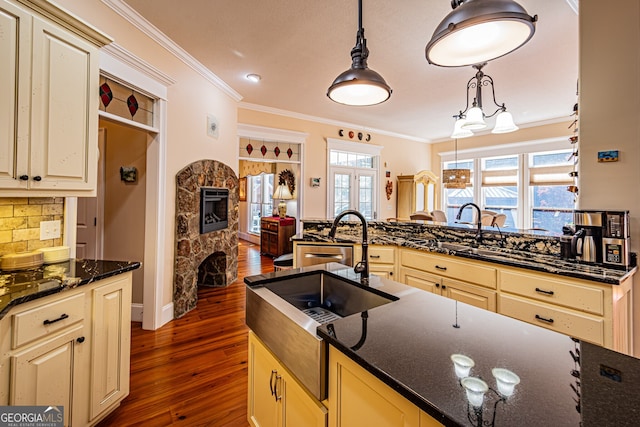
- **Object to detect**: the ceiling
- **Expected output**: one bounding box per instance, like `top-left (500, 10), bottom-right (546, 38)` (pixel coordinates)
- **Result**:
top-left (122, 0), bottom-right (579, 143)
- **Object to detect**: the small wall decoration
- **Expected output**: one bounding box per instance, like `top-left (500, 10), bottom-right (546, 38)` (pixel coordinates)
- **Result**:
top-left (338, 129), bottom-right (371, 142)
top-left (239, 177), bottom-right (247, 201)
top-left (278, 169), bottom-right (296, 196)
top-left (207, 114), bottom-right (219, 138)
top-left (385, 180), bottom-right (393, 200)
top-left (120, 166), bottom-right (137, 183)
top-left (597, 150), bottom-right (619, 162)
top-left (385, 170), bottom-right (391, 178)
top-left (310, 177), bottom-right (321, 187)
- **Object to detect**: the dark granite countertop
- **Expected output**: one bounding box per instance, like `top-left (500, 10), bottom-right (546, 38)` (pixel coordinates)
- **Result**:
top-left (0, 259), bottom-right (141, 319)
top-left (305, 266), bottom-right (640, 427)
top-left (293, 220), bottom-right (636, 285)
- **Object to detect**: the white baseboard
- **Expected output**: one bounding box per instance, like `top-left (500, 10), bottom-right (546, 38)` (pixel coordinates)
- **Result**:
top-left (239, 231), bottom-right (260, 245)
top-left (131, 303), bottom-right (143, 322)
top-left (160, 302), bottom-right (174, 327)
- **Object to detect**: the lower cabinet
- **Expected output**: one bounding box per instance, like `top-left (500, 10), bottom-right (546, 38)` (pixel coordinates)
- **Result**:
top-left (0, 271), bottom-right (132, 426)
top-left (328, 346), bottom-right (442, 427)
top-left (248, 331), bottom-right (327, 427)
top-left (399, 266), bottom-right (497, 312)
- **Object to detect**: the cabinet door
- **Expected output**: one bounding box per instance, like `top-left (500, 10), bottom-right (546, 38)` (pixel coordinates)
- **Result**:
top-left (329, 347), bottom-right (420, 427)
top-left (29, 14), bottom-right (98, 191)
top-left (283, 374), bottom-right (327, 427)
top-left (370, 265), bottom-right (394, 280)
top-left (0, 0), bottom-right (30, 188)
top-left (248, 333), bottom-right (282, 427)
top-left (90, 274), bottom-right (132, 420)
top-left (441, 278), bottom-right (497, 312)
top-left (399, 267), bottom-right (441, 294)
top-left (10, 325), bottom-right (84, 427)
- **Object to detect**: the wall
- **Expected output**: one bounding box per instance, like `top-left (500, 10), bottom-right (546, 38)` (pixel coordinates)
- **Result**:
top-left (55, 0), bottom-right (240, 315)
top-left (578, 0), bottom-right (640, 356)
top-left (0, 198), bottom-right (64, 255)
top-left (238, 108), bottom-right (432, 220)
top-left (100, 120), bottom-right (147, 305)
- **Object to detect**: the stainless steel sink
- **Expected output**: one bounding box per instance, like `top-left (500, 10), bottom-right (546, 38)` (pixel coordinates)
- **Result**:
top-left (245, 268), bottom-right (404, 400)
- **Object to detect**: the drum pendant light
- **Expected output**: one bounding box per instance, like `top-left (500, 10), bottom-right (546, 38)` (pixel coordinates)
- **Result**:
top-left (327, 0), bottom-right (392, 106)
top-left (426, 0), bottom-right (537, 67)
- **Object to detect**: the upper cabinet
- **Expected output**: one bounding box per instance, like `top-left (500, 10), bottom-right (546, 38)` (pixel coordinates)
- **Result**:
top-left (0, 0), bottom-right (111, 197)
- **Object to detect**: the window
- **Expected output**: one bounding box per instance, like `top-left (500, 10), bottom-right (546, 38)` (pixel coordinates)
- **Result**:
top-left (327, 139), bottom-right (382, 220)
top-left (248, 173), bottom-right (274, 234)
top-left (441, 140), bottom-right (575, 231)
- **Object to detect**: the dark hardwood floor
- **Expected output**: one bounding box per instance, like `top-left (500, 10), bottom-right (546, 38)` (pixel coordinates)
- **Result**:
top-left (98, 239), bottom-right (273, 427)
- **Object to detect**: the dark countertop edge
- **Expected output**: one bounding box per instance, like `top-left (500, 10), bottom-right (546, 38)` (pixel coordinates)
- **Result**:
top-left (0, 260), bottom-right (141, 320)
top-left (292, 235), bottom-right (636, 285)
top-left (317, 329), bottom-right (461, 427)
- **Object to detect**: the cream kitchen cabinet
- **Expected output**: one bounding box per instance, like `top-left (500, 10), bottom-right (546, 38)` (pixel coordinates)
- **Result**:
top-left (248, 331), bottom-right (327, 427)
top-left (398, 249), bottom-right (497, 312)
top-left (0, 0), bottom-right (111, 196)
top-left (357, 245), bottom-right (396, 279)
top-left (0, 271), bottom-right (132, 426)
top-left (498, 267), bottom-right (633, 353)
top-left (328, 346), bottom-right (442, 427)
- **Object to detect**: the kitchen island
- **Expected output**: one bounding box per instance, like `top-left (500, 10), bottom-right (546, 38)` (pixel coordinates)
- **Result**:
top-left (246, 264), bottom-right (640, 427)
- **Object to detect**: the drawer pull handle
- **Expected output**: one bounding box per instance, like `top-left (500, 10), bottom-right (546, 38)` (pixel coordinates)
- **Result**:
top-left (435, 265), bottom-right (447, 271)
top-left (535, 287), bottom-right (555, 296)
top-left (535, 314), bottom-right (554, 324)
top-left (43, 313), bottom-right (69, 325)
top-left (369, 255), bottom-right (381, 259)
top-left (19, 175), bottom-right (29, 181)
top-left (269, 370), bottom-right (277, 395)
top-left (32, 175), bottom-right (42, 182)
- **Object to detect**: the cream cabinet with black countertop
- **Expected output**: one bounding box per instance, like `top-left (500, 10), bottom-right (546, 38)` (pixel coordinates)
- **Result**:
top-left (0, 268), bottom-right (133, 426)
top-left (0, 0), bottom-right (111, 196)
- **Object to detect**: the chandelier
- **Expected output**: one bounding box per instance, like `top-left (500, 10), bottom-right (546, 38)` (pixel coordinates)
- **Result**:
top-left (452, 63), bottom-right (518, 137)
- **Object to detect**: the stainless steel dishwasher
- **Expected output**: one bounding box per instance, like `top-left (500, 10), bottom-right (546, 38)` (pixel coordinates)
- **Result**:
top-left (296, 244), bottom-right (353, 267)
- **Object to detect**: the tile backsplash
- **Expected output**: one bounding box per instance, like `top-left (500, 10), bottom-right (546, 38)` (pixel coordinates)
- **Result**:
top-left (0, 197), bottom-right (64, 256)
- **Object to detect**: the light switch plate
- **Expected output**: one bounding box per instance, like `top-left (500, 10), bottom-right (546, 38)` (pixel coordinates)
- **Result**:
top-left (40, 220), bottom-right (61, 240)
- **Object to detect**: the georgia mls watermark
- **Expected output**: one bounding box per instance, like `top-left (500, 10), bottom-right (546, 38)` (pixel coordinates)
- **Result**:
top-left (0, 406), bottom-right (63, 427)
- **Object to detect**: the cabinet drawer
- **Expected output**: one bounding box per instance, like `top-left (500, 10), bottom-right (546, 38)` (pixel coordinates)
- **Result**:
top-left (12, 293), bottom-right (85, 348)
top-left (499, 270), bottom-right (604, 315)
top-left (498, 294), bottom-right (604, 345)
top-left (400, 250), bottom-right (496, 289)
top-left (368, 246), bottom-right (395, 264)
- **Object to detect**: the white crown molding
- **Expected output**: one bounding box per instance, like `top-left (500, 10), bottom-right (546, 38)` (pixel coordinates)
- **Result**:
top-left (237, 123), bottom-right (308, 144)
top-left (101, 0), bottom-right (242, 102)
top-left (101, 43), bottom-right (175, 88)
top-left (239, 102), bottom-right (430, 144)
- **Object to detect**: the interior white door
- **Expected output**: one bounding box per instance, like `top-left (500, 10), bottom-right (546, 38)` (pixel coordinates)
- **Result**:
top-left (76, 129), bottom-right (105, 259)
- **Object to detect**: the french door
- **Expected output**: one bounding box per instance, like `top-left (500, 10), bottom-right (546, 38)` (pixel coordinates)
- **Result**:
top-left (330, 168), bottom-right (377, 220)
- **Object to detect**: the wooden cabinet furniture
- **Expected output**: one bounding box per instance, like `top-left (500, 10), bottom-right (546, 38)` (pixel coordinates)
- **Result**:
top-left (248, 331), bottom-right (327, 427)
top-left (0, 272), bottom-right (132, 426)
top-left (328, 345), bottom-right (442, 427)
top-left (0, 0), bottom-right (111, 196)
top-left (261, 217), bottom-right (296, 257)
top-left (399, 249), bottom-right (497, 312)
top-left (395, 171), bottom-right (439, 220)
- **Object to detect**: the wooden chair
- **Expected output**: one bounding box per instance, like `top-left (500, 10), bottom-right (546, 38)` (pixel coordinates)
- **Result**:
top-left (430, 210), bottom-right (447, 222)
top-left (409, 211), bottom-right (433, 221)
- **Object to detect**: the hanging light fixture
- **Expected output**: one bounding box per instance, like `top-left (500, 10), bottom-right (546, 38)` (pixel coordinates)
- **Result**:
top-left (327, 0), bottom-right (392, 106)
top-left (453, 63), bottom-right (518, 136)
top-left (443, 136), bottom-right (471, 189)
top-left (425, 0), bottom-right (537, 67)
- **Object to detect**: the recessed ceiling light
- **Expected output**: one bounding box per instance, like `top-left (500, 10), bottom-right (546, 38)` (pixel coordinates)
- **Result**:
top-left (246, 74), bottom-right (261, 83)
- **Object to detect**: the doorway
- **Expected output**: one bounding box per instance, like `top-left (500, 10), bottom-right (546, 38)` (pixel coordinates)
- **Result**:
top-left (77, 119), bottom-right (149, 320)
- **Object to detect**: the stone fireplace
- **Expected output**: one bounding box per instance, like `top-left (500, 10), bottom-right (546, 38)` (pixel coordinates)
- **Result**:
top-left (174, 160), bottom-right (238, 318)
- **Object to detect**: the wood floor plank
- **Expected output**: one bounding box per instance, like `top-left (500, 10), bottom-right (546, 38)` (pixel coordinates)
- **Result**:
top-left (97, 239), bottom-right (273, 426)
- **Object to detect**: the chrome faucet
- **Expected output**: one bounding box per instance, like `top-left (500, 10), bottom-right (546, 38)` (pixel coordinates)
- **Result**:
top-left (455, 202), bottom-right (483, 245)
top-left (328, 209), bottom-right (369, 285)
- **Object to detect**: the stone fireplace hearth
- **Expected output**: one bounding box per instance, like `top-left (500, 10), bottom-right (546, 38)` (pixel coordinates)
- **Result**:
top-left (174, 160), bottom-right (238, 318)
